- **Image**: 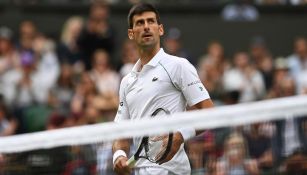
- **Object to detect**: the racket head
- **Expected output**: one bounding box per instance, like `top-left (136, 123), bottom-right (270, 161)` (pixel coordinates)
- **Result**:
top-left (126, 136), bottom-right (148, 167)
top-left (127, 108), bottom-right (173, 167)
top-left (142, 108), bottom-right (173, 163)
top-left (144, 133), bottom-right (173, 163)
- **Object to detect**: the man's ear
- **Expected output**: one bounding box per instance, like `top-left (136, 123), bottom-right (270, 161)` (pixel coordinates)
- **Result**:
top-left (128, 29), bottom-right (134, 40)
top-left (159, 24), bottom-right (164, 37)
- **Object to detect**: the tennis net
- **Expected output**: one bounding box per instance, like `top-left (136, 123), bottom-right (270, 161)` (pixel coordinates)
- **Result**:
top-left (0, 95), bottom-right (307, 175)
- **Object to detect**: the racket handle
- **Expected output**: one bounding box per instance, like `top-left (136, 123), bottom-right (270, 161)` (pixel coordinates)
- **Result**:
top-left (126, 156), bottom-right (136, 168)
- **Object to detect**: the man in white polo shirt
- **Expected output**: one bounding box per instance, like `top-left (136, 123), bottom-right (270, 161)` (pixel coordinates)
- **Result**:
top-left (112, 3), bottom-right (214, 175)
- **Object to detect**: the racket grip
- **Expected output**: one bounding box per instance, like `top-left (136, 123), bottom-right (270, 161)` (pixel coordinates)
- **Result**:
top-left (126, 156), bottom-right (136, 168)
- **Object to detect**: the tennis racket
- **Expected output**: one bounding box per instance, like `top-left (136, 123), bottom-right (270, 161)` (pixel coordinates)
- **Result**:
top-left (126, 108), bottom-right (173, 168)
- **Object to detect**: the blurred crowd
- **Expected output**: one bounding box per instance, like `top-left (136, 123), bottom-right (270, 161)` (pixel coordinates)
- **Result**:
top-left (9, 0), bottom-right (307, 6)
top-left (0, 1), bottom-right (307, 175)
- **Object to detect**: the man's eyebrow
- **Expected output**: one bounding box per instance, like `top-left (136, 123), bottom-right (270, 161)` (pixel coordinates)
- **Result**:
top-left (135, 18), bottom-right (144, 23)
top-left (136, 17), bottom-right (156, 21)
top-left (147, 17), bottom-right (156, 21)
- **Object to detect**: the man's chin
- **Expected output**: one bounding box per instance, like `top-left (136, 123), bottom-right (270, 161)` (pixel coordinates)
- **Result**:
top-left (140, 42), bottom-right (155, 49)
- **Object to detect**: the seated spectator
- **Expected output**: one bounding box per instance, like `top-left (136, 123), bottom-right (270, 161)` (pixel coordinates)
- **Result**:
top-left (70, 72), bottom-right (98, 117)
top-left (282, 150), bottom-right (307, 174)
top-left (0, 102), bottom-right (17, 136)
top-left (89, 49), bottom-right (120, 114)
top-left (16, 20), bottom-right (38, 52)
top-left (163, 27), bottom-right (192, 63)
top-left (57, 16), bottom-right (84, 70)
top-left (198, 41), bottom-right (229, 103)
top-left (77, 1), bottom-right (116, 70)
top-left (48, 63), bottom-right (74, 115)
top-left (223, 51), bottom-right (265, 103)
top-left (119, 39), bottom-right (139, 78)
top-left (244, 123), bottom-right (274, 173)
top-left (266, 66), bottom-right (307, 172)
top-left (254, 0), bottom-right (287, 5)
top-left (249, 36), bottom-right (274, 91)
top-left (267, 57), bottom-right (292, 98)
top-left (287, 37), bottom-right (307, 94)
top-left (187, 131), bottom-right (218, 174)
top-left (32, 34), bottom-right (60, 103)
top-left (46, 113), bottom-right (68, 130)
top-left (216, 132), bottom-right (260, 175)
top-left (0, 26), bottom-right (20, 75)
top-left (222, 0), bottom-right (259, 22)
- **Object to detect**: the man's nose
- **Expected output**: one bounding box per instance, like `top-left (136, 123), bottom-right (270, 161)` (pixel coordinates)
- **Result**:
top-left (144, 22), bottom-right (150, 31)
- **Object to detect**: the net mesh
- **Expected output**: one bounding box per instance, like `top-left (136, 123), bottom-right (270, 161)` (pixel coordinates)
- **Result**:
top-left (0, 95), bottom-right (307, 175)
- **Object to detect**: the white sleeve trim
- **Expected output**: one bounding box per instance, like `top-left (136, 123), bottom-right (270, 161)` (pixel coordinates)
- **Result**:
top-left (188, 95), bottom-right (210, 107)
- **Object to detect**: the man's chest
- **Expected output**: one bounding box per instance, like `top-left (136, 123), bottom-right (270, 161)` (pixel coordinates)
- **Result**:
top-left (125, 67), bottom-right (176, 110)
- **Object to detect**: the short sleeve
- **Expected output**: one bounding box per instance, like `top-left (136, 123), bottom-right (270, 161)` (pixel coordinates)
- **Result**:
top-left (173, 59), bottom-right (210, 106)
top-left (114, 76), bottom-right (130, 122)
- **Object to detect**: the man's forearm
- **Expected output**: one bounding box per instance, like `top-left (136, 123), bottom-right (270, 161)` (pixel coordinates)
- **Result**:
top-left (112, 138), bottom-right (131, 165)
top-left (194, 99), bottom-right (214, 136)
top-left (112, 138), bottom-right (131, 154)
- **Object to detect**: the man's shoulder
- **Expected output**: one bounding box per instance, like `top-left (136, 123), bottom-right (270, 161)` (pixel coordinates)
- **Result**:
top-left (160, 52), bottom-right (190, 67)
top-left (120, 73), bottom-right (132, 86)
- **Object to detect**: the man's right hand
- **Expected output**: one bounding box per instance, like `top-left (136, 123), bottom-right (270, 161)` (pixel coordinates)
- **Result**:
top-left (113, 156), bottom-right (131, 175)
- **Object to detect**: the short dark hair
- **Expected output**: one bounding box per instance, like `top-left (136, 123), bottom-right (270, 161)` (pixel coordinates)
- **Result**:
top-left (127, 3), bottom-right (161, 29)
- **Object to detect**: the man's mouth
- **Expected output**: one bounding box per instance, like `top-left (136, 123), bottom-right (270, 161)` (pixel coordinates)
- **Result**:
top-left (142, 33), bottom-right (153, 38)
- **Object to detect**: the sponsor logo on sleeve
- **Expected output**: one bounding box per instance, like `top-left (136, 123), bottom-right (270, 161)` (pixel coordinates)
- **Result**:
top-left (187, 80), bottom-right (201, 87)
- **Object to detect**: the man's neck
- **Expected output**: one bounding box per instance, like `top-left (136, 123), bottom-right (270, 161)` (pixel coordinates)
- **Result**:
top-left (138, 45), bottom-right (160, 67)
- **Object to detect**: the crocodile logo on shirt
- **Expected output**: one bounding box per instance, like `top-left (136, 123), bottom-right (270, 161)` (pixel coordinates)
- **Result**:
top-left (152, 77), bottom-right (158, 81)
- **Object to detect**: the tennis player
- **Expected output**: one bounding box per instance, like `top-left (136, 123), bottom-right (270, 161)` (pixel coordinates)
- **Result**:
top-left (112, 3), bottom-right (214, 175)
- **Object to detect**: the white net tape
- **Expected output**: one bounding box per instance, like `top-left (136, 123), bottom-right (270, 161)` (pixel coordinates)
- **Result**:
top-left (0, 95), bottom-right (307, 153)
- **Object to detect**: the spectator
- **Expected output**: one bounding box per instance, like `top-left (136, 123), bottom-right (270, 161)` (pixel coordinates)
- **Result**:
top-left (82, 104), bottom-right (102, 125)
top-left (288, 0), bottom-right (307, 5)
top-left (266, 57), bottom-right (292, 98)
top-left (287, 37), bottom-right (307, 94)
top-left (0, 103), bottom-right (17, 136)
top-left (77, 1), bottom-right (116, 70)
top-left (266, 70), bottom-right (307, 173)
top-left (163, 27), bottom-right (193, 63)
top-left (16, 20), bottom-right (38, 52)
top-left (57, 16), bottom-right (84, 71)
top-left (48, 63), bottom-right (75, 115)
top-left (254, 0), bottom-right (287, 5)
top-left (223, 51), bottom-right (265, 102)
top-left (249, 36), bottom-right (274, 91)
top-left (222, 0), bottom-right (259, 21)
top-left (119, 39), bottom-right (139, 78)
top-left (70, 72), bottom-right (98, 117)
top-left (198, 41), bottom-right (229, 103)
top-left (46, 113), bottom-right (68, 130)
top-left (13, 51), bottom-right (38, 107)
top-left (32, 34), bottom-right (60, 103)
top-left (0, 26), bottom-right (20, 75)
top-left (244, 123), bottom-right (274, 173)
top-left (216, 132), bottom-right (260, 175)
top-left (89, 49), bottom-right (120, 121)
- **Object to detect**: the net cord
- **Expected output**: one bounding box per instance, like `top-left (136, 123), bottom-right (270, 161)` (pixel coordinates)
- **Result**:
top-left (0, 95), bottom-right (307, 153)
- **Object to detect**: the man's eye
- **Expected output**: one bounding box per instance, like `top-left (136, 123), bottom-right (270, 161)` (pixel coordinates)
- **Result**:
top-left (136, 21), bottom-right (143, 25)
top-left (148, 19), bottom-right (155, 24)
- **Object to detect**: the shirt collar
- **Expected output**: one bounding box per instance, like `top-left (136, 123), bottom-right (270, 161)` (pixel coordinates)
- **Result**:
top-left (147, 48), bottom-right (165, 67)
top-left (132, 48), bottom-right (165, 73)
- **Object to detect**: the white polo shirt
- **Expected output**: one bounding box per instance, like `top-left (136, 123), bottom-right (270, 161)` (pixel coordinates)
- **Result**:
top-left (114, 48), bottom-right (210, 174)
